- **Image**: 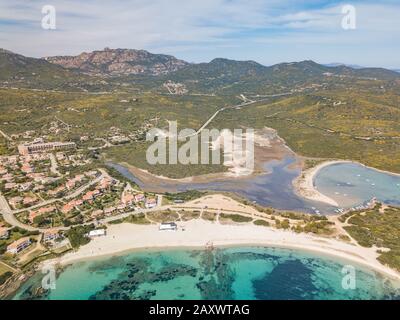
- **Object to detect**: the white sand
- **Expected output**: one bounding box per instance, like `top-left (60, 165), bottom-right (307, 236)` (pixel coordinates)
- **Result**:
top-left (56, 220), bottom-right (400, 282)
top-left (175, 194), bottom-right (259, 216)
top-left (293, 161), bottom-right (352, 207)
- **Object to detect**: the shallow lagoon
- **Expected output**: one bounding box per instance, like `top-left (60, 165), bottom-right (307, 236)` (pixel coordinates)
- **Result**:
top-left (107, 157), bottom-right (336, 213)
top-left (13, 247), bottom-right (400, 300)
top-left (314, 163), bottom-right (400, 208)
top-left (108, 158), bottom-right (400, 213)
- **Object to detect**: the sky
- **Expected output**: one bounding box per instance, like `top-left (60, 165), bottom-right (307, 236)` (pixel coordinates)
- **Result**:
top-left (0, 0), bottom-right (399, 68)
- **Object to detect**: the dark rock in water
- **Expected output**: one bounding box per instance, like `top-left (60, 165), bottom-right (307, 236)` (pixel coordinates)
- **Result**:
top-left (196, 250), bottom-right (235, 300)
top-left (18, 283), bottom-right (50, 300)
top-left (229, 251), bottom-right (279, 262)
top-left (133, 290), bottom-right (157, 300)
top-left (89, 257), bottom-right (198, 300)
top-left (253, 259), bottom-right (317, 300)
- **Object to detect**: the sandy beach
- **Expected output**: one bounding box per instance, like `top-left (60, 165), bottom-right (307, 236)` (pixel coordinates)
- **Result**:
top-left (293, 160), bottom-right (352, 207)
top-left (55, 220), bottom-right (400, 282)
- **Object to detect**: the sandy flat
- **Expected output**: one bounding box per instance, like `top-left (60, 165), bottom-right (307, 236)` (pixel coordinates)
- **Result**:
top-left (55, 220), bottom-right (400, 282)
top-left (293, 161), bottom-right (350, 207)
top-left (175, 194), bottom-right (259, 215)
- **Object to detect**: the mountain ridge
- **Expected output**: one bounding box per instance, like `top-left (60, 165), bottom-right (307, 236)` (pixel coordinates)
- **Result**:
top-left (45, 47), bottom-right (189, 76)
top-left (1, 48), bottom-right (399, 93)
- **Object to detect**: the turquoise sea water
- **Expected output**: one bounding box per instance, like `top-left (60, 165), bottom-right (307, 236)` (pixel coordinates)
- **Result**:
top-left (13, 247), bottom-right (400, 300)
top-left (314, 163), bottom-right (400, 208)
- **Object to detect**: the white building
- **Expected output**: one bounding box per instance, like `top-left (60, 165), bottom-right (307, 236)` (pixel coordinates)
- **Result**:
top-left (145, 198), bottom-right (157, 209)
top-left (88, 229), bottom-right (107, 238)
top-left (7, 237), bottom-right (31, 254)
top-left (159, 222), bottom-right (177, 231)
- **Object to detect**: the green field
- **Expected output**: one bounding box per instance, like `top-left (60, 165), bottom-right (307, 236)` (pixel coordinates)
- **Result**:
top-left (1, 71), bottom-right (400, 177)
top-left (211, 90), bottom-right (400, 173)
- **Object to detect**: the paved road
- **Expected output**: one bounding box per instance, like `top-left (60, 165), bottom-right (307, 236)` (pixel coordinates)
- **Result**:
top-left (0, 193), bottom-right (37, 231)
top-left (181, 92), bottom-right (293, 139)
top-left (0, 129), bottom-right (12, 141)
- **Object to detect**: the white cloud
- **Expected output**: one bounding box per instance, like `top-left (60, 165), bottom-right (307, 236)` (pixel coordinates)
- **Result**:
top-left (0, 0), bottom-right (399, 67)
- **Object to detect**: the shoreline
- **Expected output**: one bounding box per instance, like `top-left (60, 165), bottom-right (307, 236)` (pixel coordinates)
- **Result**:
top-left (293, 160), bottom-right (347, 207)
top-left (47, 220), bottom-right (400, 283)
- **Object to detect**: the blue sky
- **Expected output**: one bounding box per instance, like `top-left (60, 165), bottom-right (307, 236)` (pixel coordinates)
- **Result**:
top-left (0, 0), bottom-right (399, 68)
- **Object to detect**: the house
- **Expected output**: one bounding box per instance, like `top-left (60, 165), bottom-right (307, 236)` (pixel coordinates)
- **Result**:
top-left (33, 184), bottom-right (45, 192)
top-left (66, 180), bottom-right (76, 190)
top-left (23, 196), bottom-right (37, 206)
top-left (99, 178), bottom-right (112, 190)
top-left (104, 207), bottom-right (117, 216)
top-left (117, 204), bottom-right (127, 211)
top-left (88, 229), bottom-right (106, 238)
top-left (2, 173), bottom-right (14, 182)
top-left (66, 174), bottom-right (85, 190)
top-left (29, 206), bottom-right (56, 223)
top-left (82, 192), bottom-right (93, 202)
top-left (43, 229), bottom-right (60, 242)
top-left (121, 193), bottom-right (134, 205)
top-left (91, 210), bottom-right (104, 219)
top-left (83, 190), bottom-right (100, 202)
top-left (134, 194), bottom-right (145, 203)
top-left (145, 198), bottom-right (157, 209)
top-left (4, 182), bottom-right (17, 190)
top-left (56, 152), bottom-right (66, 161)
top-left (85, 170), bottom-right (99, 178)
top-left (159, 222), bottom-right (177, 231)
top-left (18, 182), bottom-right (33, 192)
top-left (21, 164), bottom-right (34, 173)
top-left (8, 196), bottom-right (23, 208)
top-left (7, 237), bottom-right (31, 254)
top-left (0, 227), bottom-right (9, 239)
top-left (7, 156), bottom-right (18, 164)
top-left (61, 203), bottom-right (74, 214)
top-left (48, 186), bottom-right (66, 196)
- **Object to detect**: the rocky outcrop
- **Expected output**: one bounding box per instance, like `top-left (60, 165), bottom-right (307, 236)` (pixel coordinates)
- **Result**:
top-left (45, 48), bottom-right (189, 76)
